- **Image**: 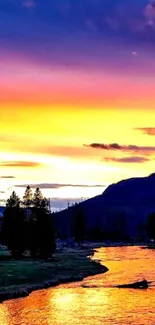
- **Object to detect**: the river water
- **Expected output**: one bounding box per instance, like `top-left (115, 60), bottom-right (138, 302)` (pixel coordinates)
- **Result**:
top-left (0, 246), bottom-right (154, 325)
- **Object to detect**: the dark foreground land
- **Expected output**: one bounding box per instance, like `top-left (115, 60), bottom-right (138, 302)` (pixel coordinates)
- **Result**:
top-left (0, 247), bottom-right (108, 303)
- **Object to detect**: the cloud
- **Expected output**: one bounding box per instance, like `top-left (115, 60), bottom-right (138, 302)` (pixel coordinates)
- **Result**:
top-left (0, 137), bottom-right (95, 159)
top-left (104, 156), bottom-right (149, 163)
top-left (19, 144), bottom-right (102, 160)
top-left (85, 143), bottom-right (155, 155)
top-left (0, 191), bottom-right (5, 194)
top-left (86, 143), bottom-right (123, 150)
top-left (0, 176), bottom-right (16, 179)
top-left (38, 145), bottom-right (93, 158)
top-left (134, 127), bottom-right (155, 136)
top-left (0, 161), bottom-right (41, 167)
top-left (144, 1), bottom-right (155, 26)
top-left (132, 51), bottom-right (137, 56)
top-left (0, 199), bottom-right (6, 205)
top-left (22, 0), bottom-right (36, 8)
top-left (15, 183), bottom-right (105, 189)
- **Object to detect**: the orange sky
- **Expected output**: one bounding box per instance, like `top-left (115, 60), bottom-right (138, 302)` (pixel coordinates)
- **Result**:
top-left (1, 60), bottom-right (155, 208)
top-left (1, 0), bottom-right (155, 209)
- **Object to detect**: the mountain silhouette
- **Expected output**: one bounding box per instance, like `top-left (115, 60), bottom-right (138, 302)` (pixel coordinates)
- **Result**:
top-left (0, 173), bottom-right (155, 241)
top-left (54, 173), bottom-right (155, 241)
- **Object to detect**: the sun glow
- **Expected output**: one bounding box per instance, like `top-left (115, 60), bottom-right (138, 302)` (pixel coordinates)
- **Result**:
top-left (1, 45), bottom-right (155, 206)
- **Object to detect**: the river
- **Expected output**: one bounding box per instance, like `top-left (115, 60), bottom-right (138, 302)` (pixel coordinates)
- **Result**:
top-left (0, 246), bottom-right (154, 325)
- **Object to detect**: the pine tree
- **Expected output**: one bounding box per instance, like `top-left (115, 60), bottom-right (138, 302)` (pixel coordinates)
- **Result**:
top-left (26, 188), bottom-right (55, 258)
top-left (1, 192), bottom-right (25, 258)
top-left (6, 191), bottom-right (21, 208)
top-left (30, 207), bottom-right (56, 258)
top-left (22, 186), bottom-right (33, 208)
top-left (33, 188), bottom-right (49, 209)
top-left (1, 188), bottom-right (56, 259)
top-left (33, 187), bottom-right (43, 207)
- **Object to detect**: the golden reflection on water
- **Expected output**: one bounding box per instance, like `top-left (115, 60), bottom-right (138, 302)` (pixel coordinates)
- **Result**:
top-left (92, 246), bottom-right (155, 285)
top-left (0, 304), bottom-right (9, 324)
top-left (0, 247), bottom-right (155, 325)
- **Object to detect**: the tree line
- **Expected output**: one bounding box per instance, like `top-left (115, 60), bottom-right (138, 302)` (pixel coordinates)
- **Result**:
top-left (0, 186), bottom-right (56, 259)
top-left (1, 185), bottom-right (155, 258)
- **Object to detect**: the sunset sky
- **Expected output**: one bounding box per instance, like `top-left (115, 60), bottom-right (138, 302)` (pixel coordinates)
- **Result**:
top-left (1, 0), bottom-right (155, 210)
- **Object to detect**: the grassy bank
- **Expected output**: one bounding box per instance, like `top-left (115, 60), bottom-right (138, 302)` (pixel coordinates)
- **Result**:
top-left (0, 247), bottom-right (108, 302)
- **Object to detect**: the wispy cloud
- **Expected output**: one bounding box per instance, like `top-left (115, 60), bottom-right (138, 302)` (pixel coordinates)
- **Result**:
top-left (85, 143), bottom-right (124, 150)
top-left (104, 156), bottom-right (149, 163)
top-left (0, 136), bottom-right (94, 159)
top-left (85, 143), bottom-right (155, 155)
top-left (144, 0), bottom-right (155, 26)
top-left (37, 145), bottom-right (92, 158)
top-left (0, 161), bottom-right (41, 167)
top-left (134, 127), bottom-right (155, 136)
top-left (22, 0), bottom-right (36, 8)
top-left (15, 183), bottom-right (105, 189)
top-left (0, 199), bottom-right (6, 205)
top-left (0, 176), bottom-right (16, 179)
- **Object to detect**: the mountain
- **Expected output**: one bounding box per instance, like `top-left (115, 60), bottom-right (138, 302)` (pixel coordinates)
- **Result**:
top-left (102, 173), bottom-right (155, 205)
top-left (54, 173), bottom-right (155, 241)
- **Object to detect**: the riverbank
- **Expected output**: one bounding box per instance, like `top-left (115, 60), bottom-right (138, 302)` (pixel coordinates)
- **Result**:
top-left (0, 247), bottom-right (108, 303)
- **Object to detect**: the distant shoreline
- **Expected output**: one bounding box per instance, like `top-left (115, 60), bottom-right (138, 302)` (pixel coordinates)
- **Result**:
top-left (0, 246), bottom-right (108, 303)
top-left (82, 241), bottom-right (149, 248)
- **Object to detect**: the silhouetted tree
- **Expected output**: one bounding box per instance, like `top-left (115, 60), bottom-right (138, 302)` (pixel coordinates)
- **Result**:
top-left (6, 191), bottom-right (21, 208)
top-left (1, 192), bottom-right (25, 258)
top-left (33, 187), bottom-right (49, 208)
top-left (22, 186), bottom-right (33, 208)
top-left (74, 208), bottom-right (86, 244)
top-left (147, 213), bottom-right (155, 240)
top-left (1, 188), bottom-right (56, 259)
top-left (33, 187), bottom-right (43, 207)
top-left (25, 211), bottom-right (38, 257)
top-left (28, 207), bottom-right (56, 258)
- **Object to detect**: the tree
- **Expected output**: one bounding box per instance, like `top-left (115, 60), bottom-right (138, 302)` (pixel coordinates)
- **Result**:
top-left (1, 192), bottom-right (26, 258)
top-left (1, 188), bottom-right (56, 259)
top-left (26, 212), bottom-right (38, 258)
top-left (28, 206), bottom-right (56, 258)
top-left (6, 191), bottom-right (21, 208)
top-left (33, 188), bottom-right (49, 208)
top-left (74, 208), bottom-right (86, 244)
top-left (22, 186), bottom-right (33, 208)
top-left (25, 190), bottom-right (55, 258)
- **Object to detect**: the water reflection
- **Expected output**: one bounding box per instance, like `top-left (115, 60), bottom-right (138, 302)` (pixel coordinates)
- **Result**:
top-left (0, 247), bottom-right (155, 325)
top-left (91, 246), bottom-right (155, 286)
top-left (0, 304), bottom-right (9, 324)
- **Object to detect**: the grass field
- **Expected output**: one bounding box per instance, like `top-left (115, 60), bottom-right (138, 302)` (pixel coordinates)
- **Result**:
top-left (0, 247), bottom-right (108, 300)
